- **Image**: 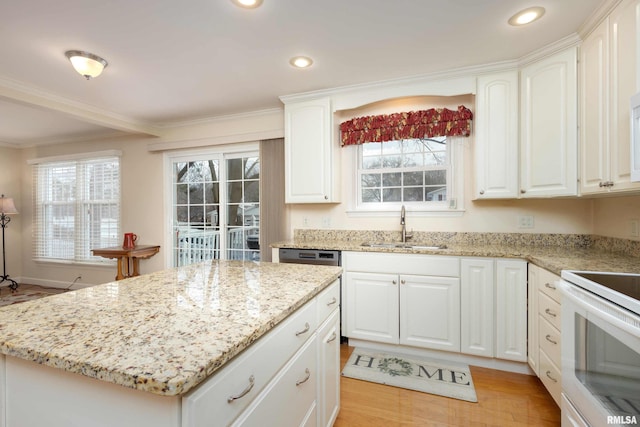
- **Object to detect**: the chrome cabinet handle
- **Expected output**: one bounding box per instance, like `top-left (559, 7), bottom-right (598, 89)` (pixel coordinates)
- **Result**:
top-left (545, 371), bottom-right (558, 383)
top-left (521, 189), bottom-right (526, 194)
top-left (295, 322), bottom-right (310, 336)
top-left (326, 332), bottom-right (337, 343)
top-left (296, 368), bottom-right (311, 386)
top-left (479, 189), bottom-right (485, 195)
top-left (400, 279), bottom-right (406, 285)
top-left (392, 280), bottom-right (397, 285)
top-left (545, 282), bottom-right (556, 290)
top-left (326, 297), bottom-right (337, 306)
top-left (227, 375), bottom-right (255, 403)
top-left (545, 334), bottom-right (558, 345)
top-left (545, 308), bottom-right (557, 318)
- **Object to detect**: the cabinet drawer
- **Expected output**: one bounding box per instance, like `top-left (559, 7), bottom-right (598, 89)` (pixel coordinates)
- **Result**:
top-left (317, 279), bottom-right (340, 326)
top-left (539, 349), bottom-right (561, 407)
top-left (182, 298), bottom-right (317, 427)
top-left (538, 315), bottom-right (561, 367)
top-left (232, 335), bottom-right (318, 426)
top-left (538, 291), bottom-right (561, 330)
top-left (537, 268), bottom-right (562, 303)
top-left (344, 251), bottom-right (459, 277)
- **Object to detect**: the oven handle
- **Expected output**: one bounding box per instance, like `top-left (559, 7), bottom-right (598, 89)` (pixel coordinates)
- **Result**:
top-left (559, 280), bottom-right (640, 337)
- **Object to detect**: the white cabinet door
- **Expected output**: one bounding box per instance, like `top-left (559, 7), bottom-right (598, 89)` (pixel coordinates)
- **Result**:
top-left (520, 48), bottom-right (578, 197)
top-left (495, 260), bottom-right (528, 362)
top-left (284, 97), bottom-right (337, 203)
top-left (345, 271), bottom-right (399, 344)
top-left (400, 274), bottom-right (460, 352)
top-left (580, 18), bottom-right (610, 194)
top-left (607, 0), bottom-right (640, 192)
top-left (317, 310), bottom-right (340, 427)
top-left (580, 0), bottom-right (640, 195)
top-left (460, 259), bottom-right (495, 357)
top-left (475, 72), bottom-right (519, 199)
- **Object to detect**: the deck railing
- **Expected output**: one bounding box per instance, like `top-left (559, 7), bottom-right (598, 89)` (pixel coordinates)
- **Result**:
top-left (175, 226), bottom-right (259, 266)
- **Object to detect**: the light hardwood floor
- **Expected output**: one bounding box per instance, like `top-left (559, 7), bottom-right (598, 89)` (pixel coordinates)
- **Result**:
top-left (335, 344), bottom-right (560, 427)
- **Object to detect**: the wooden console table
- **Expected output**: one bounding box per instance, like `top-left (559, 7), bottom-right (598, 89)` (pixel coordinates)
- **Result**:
top-left (92, 245), bottom-right (160, 280)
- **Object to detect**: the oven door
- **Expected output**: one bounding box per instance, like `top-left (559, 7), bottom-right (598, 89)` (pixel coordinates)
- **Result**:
top-left (560, 280), bottom-right (640, 426)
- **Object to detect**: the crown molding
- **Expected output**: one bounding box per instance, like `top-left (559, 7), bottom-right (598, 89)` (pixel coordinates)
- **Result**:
top-left (578, 0), bottom-right (623, 39)
top-left (517, 33), bottom-right (581, 68)
top-left (0, 76), bottom-right (162, 137)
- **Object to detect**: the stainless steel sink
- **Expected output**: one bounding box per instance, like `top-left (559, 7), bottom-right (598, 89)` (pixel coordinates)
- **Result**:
top-left (360, 242), bottom-right (447, 250)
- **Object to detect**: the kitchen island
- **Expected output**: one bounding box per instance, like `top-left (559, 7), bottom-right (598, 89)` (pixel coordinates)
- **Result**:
top-left (0, 260), bottom-right (342, 426)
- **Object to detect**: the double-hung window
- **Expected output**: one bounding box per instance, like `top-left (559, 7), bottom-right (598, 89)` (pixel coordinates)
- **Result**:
top-left (31, 152), bottom-right (121, 263)
top-left (359, 137), bottom-right (449, 206)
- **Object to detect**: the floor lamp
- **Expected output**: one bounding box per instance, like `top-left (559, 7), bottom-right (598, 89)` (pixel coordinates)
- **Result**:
top-left (0, 194), bottom-right (19, 292)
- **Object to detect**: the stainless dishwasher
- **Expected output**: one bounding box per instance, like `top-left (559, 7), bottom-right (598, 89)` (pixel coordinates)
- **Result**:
top-left (278, 248), bottom-right (341, 266)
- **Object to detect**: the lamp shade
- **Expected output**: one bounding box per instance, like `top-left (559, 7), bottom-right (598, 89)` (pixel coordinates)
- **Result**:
top-left (0, 195), bottom-right (18, 215)
top-left (65, 50), bottom-right (108, 80)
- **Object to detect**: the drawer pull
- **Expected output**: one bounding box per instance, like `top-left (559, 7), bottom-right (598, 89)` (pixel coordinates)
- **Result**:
top-left (326, 332), bottom-right (337, 343)
top-left (227, 375), bottom-right (255, 403)
top-left (295, 322), bottom-right (310, 336)
top-left (392, 280), bottom-right (397, 285)
top-left (545, 371), bottom-right (558, 383)
top-left (544, 308), bottom-right (557, 318)
top-left (545, 334), bottom-right (558, 345)
top-left (326, 297), bottom-right (337, 306)
top-left (545, 282), bottom-right (556, 290)
top-left (296, 368), bottom-right (311, 386)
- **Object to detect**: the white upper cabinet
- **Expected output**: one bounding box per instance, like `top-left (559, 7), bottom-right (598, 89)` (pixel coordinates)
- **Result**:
top-left (580, 0), bottom-right (640, 195)
top-left (283, 96), bottom-right (339, 203)
top-left (520, 48), bottom-right (578, 197)
top-left (474, 72), bottom-right (519, 199)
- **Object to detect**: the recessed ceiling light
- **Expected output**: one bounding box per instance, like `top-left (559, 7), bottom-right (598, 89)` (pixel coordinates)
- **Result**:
top-left (289, 56), bottom-right (313, 69)
top-left (508, 6), bottom-right (545, 26)
top-left (231, 0), bottom-right (263, 9)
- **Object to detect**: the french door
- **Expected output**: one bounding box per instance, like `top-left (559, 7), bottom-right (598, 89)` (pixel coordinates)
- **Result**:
top-left (166, 147), bottom-right (260, 266)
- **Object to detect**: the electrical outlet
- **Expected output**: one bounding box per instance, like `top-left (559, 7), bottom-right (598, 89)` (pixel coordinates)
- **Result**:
top-left (302, 217), bottom-right (309, 227)
top-left (321, 217), bottom-right (331, 228)
top-left (518, 215), bottom-right (535, 229)
top-left (631, 219), bottom-right (639, 238)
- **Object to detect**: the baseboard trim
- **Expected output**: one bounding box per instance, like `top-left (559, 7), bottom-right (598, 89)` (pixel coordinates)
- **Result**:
top-left (15, 276), bottom-right (95, 290)
top-left (346, 338), bottom-right (534, 376)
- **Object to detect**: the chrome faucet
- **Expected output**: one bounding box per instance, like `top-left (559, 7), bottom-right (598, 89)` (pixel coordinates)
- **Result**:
top-left (400, 205), bottom-right (413, 243)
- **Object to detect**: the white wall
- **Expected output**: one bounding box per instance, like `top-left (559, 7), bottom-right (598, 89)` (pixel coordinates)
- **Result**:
top-left (16, 109), bottom-right (284, 288)
top-left (0, 146), bottom-right (22, 282)
top-left (592, 195), bottom-right (640, 240)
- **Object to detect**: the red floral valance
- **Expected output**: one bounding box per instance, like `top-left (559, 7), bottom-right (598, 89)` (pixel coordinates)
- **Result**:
top-left (340, 105), bottom-right (473, 146)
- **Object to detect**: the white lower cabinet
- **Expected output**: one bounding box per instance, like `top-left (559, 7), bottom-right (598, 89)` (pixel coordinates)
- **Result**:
top-left (460, 258), bottom-right (495, 357)
top-left (495, 260), bottom-right (528, 362)
top-left (343, 252), bottom-right (527, 363)
top-left (528, 264), bottom-right (562, 406)
top-left (182, 279), bottom-right (340, 427)
top-left (343, 252), bottom-right (460, 351)
top-left (232, 335), bottom-right (318, 427)
top-left (400, 274), bottom-right (460, 351)
top-left (317, 310), bottom-right (340, 427)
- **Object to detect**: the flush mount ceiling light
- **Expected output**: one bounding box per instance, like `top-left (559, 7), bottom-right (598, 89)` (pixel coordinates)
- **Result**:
top-left (289, 56), bottom-right (313, 69)
top-left (65, 50), bottom-right (108, 80)
top-left (231, 0), bottom-right (263, 9)
top-left (508, 6), bottom-right (546, 26)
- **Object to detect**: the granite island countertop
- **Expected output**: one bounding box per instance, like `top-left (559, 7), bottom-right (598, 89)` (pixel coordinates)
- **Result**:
top-left (273, 234), bottom-right (640, 276)
top-left (0, 260), bottom-right (342, 397)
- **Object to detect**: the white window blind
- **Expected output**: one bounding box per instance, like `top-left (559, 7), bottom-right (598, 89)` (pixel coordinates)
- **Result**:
top-left (32, 155), bottom-right (121, 263)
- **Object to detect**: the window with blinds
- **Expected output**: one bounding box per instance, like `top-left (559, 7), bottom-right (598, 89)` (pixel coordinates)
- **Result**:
top-left (32, 155), bottom-right (120, 263)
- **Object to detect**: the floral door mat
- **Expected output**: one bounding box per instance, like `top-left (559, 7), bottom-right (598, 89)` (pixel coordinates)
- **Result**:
top-left (0, 291), bottom-right (53, 307)
top-left (342, 348), bottom-right (477, 403)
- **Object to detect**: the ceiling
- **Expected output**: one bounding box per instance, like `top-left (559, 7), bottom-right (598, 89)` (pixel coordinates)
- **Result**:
top-left (1, 0), bottom-right (605, 147)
